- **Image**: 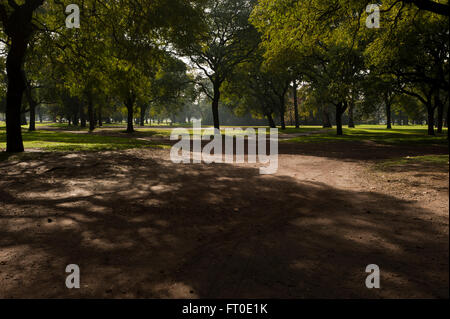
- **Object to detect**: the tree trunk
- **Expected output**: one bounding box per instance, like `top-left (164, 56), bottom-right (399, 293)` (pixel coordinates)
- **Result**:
top-left (212, 83), bottom-right (221, 129)
top-left (386, 102), bottom-right (392, 129)
top-left (38, 105), bottom-right (43, 123)
top-left (427, 105), bottom-right (436, 136)
top-left (435, 92), bottom-right (444, 133)
top-left (4, 22), bottom-right (26, 152)
top-left (20, 111), bottom-right (27, 126)
top-left (80, 103), bottom-right (86, 127)
top-left (280, 112), bottom-right (286, 130)
top-left (266, 112), bottom-right (276, 128)
top-left (22, 71), bottom-right (36, 131)
top-left (125, 98), bottom-right (135, 133)
top-left (140, 105), bottom-right (147, 126)
top-left (336, 101), bottom-right (347, 136)
top-left (88, 97), bottom-right (95, 132)
top-left (3, 1), bottom-right (45, 152)
top-left (293, 81), bottom-right (300, 129)
top-left (446, 104), bottom-right (449, 140)
top-left (336, 110), bottom-right (343, 136)
top-left (98, 106), bottom-right (103, 127)
top-left (444, 106), bottom-right (448, 128)
top-left (93, 108), bottom-right (97, 127)
top-left (348, 100), bottom-right (355, 128)
top-left (322, 104), bottom-right (332, 128)
top-left (279, 94), bottom-right (286, 130)
top-left (29, 101), bottom-right (36, 131)
top-left (73, 111), bottom-right (79, 126)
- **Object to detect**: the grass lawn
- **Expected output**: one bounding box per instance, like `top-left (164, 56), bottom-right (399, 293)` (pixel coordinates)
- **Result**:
top-left (0, 122), bottom-right (448, 155)
top-left (286, 126), bottom-right (449, 146)
top-left (374, 155), bottom-right (450, 171)
top-left (0, 129), bottom-right (168, 154)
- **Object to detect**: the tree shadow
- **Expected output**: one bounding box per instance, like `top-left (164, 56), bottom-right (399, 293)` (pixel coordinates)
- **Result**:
top-left (0, 150), bottom-right (448, 298)
top-left (278, 140), bottom-right (449, 162)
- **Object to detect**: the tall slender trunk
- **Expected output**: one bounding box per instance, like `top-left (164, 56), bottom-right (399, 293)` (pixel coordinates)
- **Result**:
top-left (98, 106), bottom-right (102, 127)
top-left (80, 103), bottom-right (86, 127)
top-left (336, 101), bottom-right (347, 136)
top-left (444, 106), bottom-right (448, 128)
top-left (20, 111), bottom-right (27, 125)
top-left (93, 108), bottom-right (97, 127)
top-left (348, 99), bottom-right (355, 128)
top-left (3, 1), bottom-right (44, 152)
top-left (279, 92), bottom-right (287, 130)
top-left (38, 105), bottom-right (43, 123)
top-left (279, 111), bottom-right (286, 130)
top-left (322, 104), bottom-right (332, 128)
top-left (125, 97), bottom-right (135, 133)
top-left (293, 81), bottom-right (300, 129)
top-left (23, 74), bottom-right (36, 132)
top-left (140, 105), bottom-right (147, 126)
top-left (435, 91), bottom-right (444, 133)
top-left (427, 104), bottom-right (436, 136)
top-left (88, 97), bottom-right (95, 132)
top-left (4, 25), bottom-right (26, 152)
top-left (446, 104), bottom-right (449, 140)
top-left (336, 110), bottom-right (343, 136)
top-left (265, 112), bottom-right (276, 128)
top-left (73, 108), bottom-right (79, 126)
top-left (29, 102), bottom-right (36, 131)
top-left (212, 82), bottom-right (221, 129)
top-left (386, 102), bottom-right (392, 129)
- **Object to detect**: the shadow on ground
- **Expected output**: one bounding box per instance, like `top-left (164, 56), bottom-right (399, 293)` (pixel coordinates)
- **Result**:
top-left (0, 150), bottom-right (448, 298)
top-left (278, 140), bottom-right (449, 162)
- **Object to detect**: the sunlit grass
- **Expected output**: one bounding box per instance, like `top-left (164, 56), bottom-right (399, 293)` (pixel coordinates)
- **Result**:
top-left (0, 129), bottom-right (168, 152)
top-left (375, 155), bottom-right (449, 171)
top-left (286, 127), bottom-right (448, 145)
top-left (1, 121), bottom-right (448, 150)
top-left (139, 125), bottom-right (326, 137)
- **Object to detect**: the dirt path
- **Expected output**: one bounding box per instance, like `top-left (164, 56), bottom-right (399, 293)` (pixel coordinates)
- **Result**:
top-left (0, 141), bottom-right (448, 298)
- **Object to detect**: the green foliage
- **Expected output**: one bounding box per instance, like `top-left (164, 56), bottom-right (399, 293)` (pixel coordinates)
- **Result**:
top-left (251, 0), bottom-right (449, 133)
top-left (1, 0), bottom-right (448, 140)
top-left (179, 0), bottom-right (261, 128)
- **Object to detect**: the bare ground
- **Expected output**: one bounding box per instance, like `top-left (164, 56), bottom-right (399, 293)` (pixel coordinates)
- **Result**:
top-left (0, 139), bottom-right (448, 298)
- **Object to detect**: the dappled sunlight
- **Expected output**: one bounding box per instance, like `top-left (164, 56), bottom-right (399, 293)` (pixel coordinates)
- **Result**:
top-left (0, 147), bottom-right (448, 298)
top-left (152, 282), bottom-right (200, 299)
top-left (83, 235), bottom-right (135, 251)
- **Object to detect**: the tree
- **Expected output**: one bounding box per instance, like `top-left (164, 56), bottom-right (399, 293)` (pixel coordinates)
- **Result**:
top-left (252, 0), bottom-right (448, 135)
top-left (23, 32), bottom-right (59, 131)
top-left (365, 4), bottom-right (449, 135)
top-left (143, 56), bottom-right (193, 126)
top-left (0, 0), bottom-right (45, 152)
top-left (222, 57), bottom-right (279, 128)
top-left (1, 0), bottom-right (206, 151)
top-left (252, 0), bottom-right (368, 135)
top-left (180, 0), bottom-right (259, 129)
top-left (359, 74), bottom-right (399, 129)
